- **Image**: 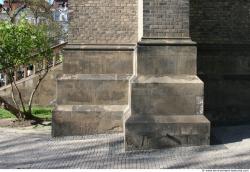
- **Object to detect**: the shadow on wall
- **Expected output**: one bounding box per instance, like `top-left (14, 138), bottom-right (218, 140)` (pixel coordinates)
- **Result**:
top-left (190, 0), bottom-right (250, 126)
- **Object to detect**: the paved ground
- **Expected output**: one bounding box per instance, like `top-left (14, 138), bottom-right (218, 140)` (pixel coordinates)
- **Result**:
top-left (1, 125), bottom-right (250, 169)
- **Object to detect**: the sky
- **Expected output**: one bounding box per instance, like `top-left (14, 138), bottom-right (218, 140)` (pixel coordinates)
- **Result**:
top-left (0, 0), bottom-right (3, 5)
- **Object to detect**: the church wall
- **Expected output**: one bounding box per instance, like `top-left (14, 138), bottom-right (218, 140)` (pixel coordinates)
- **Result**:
top-left (190, 0), bottom-right (250, 125)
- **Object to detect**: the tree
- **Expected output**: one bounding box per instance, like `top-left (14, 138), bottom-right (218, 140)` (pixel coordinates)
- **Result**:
top-left (0, 0), bottom-right (62, 43)
top-left (0, 0), bottom-right (52, 22)
top-left (0, 18), bottom-right (53, 122)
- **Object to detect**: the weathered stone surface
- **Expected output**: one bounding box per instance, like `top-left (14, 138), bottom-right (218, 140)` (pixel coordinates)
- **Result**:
top-left (63, 50), bottom-right (134, 75)
top-left (137, 45), bottom-right (197, 75)
top-left (57, 74), bottom-right (130, 105)
top-left (131, 75), bottom-right (204, 116)
top-left (0, 64), bottom-right (62, 106)
top-left (52, 105), bottom-right (126, 136)
top-left (125, 115), bottom-right (210, 150)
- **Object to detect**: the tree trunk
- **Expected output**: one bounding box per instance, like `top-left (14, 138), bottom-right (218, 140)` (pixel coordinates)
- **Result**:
top-left (0, 96), bottom-right (24, 120)
top-left (28, 67), bottom-right (48, 115)
top-left (23, 111), bottom-right (43, 123)
top-left (13, 79), bottom-right (26, 114)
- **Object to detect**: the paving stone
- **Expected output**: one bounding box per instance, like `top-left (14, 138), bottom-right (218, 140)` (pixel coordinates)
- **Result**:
top-left (0, 126), bottom-right (250, 169)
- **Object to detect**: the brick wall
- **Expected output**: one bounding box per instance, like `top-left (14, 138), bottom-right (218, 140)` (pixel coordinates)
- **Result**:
top-left (190, 0), bottom-right (250, 44)
top-left (68, 0), bottom-right (138, 44)
top-left (190, 0), bottom-right (250, 125)
top-left (197, 44), bottom-right (250, 125)
top-left (143, 0), bottom-right (190, 38)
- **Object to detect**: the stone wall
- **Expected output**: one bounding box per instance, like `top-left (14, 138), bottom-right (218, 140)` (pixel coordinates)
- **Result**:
top-left (68, 0), bottom-right (139, 44)
top-left (0, 65), bottom-right (62, 107)
top-left (190, 0), bottom-right (250, 125)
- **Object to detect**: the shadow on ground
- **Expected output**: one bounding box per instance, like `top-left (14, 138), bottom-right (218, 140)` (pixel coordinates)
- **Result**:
top-left (1, 125), bottom-right (250, 169)
top-left (211, 125), bottom-right (250, 145)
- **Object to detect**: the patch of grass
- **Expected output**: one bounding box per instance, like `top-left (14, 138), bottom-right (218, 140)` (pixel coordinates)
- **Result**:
top-left (0, 107), bottom-right (52, 120)
top-left (0, 108), bottom-right (15, 119)
top-left (32, 107), bottom-right (52, 120)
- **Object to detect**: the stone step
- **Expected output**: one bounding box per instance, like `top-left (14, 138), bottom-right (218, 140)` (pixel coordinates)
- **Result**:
top-left (125, 115), bottom-right (210, 150)
top-left (131, 75), bottom-right (204, 116)
top-left (137, 44), bottom-right (197, 75)
top-left (63, 49), bottom-right (134, 75)
top-left (56, 74), bottom-right (131, 105)
top-left (52, 105), bottom-right (127, 136)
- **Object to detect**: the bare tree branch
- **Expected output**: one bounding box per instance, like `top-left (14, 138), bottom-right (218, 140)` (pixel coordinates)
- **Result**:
top-left (28, 65), bottom-right (49, 114)
top-left (11, 4), bottom-right (27, 23)
top-left (0, 96), bottom-right (24, 120)
top-left (13, 77), bottom-right (26, 114)
top-left (10, 82), bottom-right (21, 117)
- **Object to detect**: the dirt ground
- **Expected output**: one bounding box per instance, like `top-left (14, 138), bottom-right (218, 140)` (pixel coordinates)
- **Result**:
top-left (0, 119), bottom-right (51, 128)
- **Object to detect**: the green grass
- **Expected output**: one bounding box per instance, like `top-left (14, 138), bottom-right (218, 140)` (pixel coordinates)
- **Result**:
top-left (0, 107), bottom-right (52, 120)
top-left (0, 108), bottom-right (14, 119)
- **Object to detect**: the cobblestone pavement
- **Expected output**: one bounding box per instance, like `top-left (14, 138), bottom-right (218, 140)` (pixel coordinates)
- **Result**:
top-left (0, 125), bottom-right (250, 169)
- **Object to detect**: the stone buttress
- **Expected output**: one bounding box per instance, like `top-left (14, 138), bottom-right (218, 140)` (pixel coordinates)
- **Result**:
top-left (125, 0), bottom-right (210, 150)
top-left (52, 0), bottom-right (210, 150)
top-left (52, 0), bottom-right (139, 136)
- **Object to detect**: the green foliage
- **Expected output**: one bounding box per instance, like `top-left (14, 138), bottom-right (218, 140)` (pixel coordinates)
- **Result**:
top-left (0, 18), bottom-right (53, 71)
top-left (0, 108), bottom-right (14, 119)
top-left (31, 106), bottom-right (52, 120)
top-left (0, 107), bottom-right (52, 120)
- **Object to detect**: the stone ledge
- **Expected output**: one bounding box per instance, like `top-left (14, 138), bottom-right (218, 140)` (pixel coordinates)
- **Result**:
top-left (139, 38), bottom-right (196, 46)
top-left (132, 75), bottom-right (203, 84)
top-left (55, 105), bottom-right (128, 113)
top-left (64, 44), bottom-right (137, 51)
top-left (57, 74), bottom-right (132, 81)
top-left (126, 115), bottom-right (210, 124)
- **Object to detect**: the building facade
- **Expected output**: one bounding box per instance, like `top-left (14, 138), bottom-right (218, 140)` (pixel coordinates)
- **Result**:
top-left (52, 0), bottom-right (212, 150)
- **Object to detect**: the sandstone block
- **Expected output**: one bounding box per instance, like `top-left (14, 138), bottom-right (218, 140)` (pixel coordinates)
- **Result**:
top-left (137, 45), bottom-right (197, 75)
top-left (125, 115), bottom-right (210, 150)
top-left (131, 75), bottom-right (204, 116)
top-left (63, 50), bottom-right (134, 75)
top-left (57, 74), bottom-right (130, 105)
top-left (52, 105), bottom-right (127, 136)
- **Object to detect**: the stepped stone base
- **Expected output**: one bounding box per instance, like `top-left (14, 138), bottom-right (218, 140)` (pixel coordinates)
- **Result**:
top-left (52, 105), bottom-right (127, 137)
top-left (125, 115), bottom-right (210, 151)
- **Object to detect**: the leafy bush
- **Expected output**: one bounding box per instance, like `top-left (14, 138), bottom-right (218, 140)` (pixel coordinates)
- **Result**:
top-left (0, 18), bottom-right (53, 121)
